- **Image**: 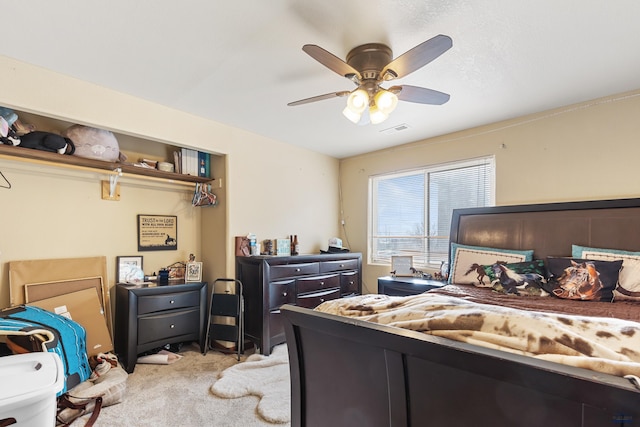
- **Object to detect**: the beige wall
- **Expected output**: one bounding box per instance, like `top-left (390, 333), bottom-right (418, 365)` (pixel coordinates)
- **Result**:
top-left (0, 55), bottom-right (340, 309)
top-left (340, 89), bottom-right (640, 293)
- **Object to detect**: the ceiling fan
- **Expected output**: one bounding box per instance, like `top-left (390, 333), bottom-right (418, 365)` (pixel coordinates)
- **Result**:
top-left (288, 34), bottom-right (453, 125)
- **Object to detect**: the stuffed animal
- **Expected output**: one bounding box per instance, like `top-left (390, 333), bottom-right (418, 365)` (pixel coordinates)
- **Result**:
top-left (17, 131), bottom-right (75, 154)
top-left (63, 124), bottom-right (119, 161)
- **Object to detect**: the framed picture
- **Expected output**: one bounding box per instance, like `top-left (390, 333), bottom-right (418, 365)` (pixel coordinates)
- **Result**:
top-left (391, 256), bottom-right (413, 276)
top-left (117, 256), bottom-right (144, 283)
top-left (137, 214), bottom-right (178, 251)
top-left (185, 262), bottom-right (203, 282)
top-left (276, 238), bottom-right (291, 256)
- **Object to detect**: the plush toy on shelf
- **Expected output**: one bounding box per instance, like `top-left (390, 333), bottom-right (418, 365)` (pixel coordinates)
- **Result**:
top-left (14, 130), bottom-right (76, 154)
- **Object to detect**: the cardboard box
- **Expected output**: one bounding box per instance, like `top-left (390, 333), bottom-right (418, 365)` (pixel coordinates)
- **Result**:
top-left (28, 287), bottom-right (113, 357)
top-left (23, 276), bottom-right (111, 334)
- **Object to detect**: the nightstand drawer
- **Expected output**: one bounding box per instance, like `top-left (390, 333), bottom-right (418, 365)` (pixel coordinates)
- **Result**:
top-left (377, 276), bottom-right (445, 296)
top-left (269, 280), bottom-right (296, 309)
top-left (137, 291), bottom-right (200, 315)
top-left (296, 288), bottom-right (340, 309)
top-left (320, 258), bottom-right (360, 273)
top-left (269, 262), bottom-right (319, 280)
top-left (297, 274), bottom-right (340, 294)
top-left (137, 308), bottom-right (200, 345)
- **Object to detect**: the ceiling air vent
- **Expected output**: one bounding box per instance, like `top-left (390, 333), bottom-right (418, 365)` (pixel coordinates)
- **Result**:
top-left (380, 123), bottom-right (410, 135)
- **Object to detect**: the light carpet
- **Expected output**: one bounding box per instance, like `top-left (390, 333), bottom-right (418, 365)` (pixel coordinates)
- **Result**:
top-left (70, 343), bottom-right (291, 427)
top-left (210, 344), bottom-right (291, 424)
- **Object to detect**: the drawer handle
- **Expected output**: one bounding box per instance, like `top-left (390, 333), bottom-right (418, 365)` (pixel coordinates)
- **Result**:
top-left (170, 300), bottom-right (175, 304)
top-left (340, 264), bottom-right (344, 267)
top-left (170, 324), bottom-right (175, 328)
top-left (295, 268), bottom-right (301, 272)
top-left (283, 292), bottom-right (288, 297)
top-left (320, 298), bottom-right (325, 303)
top-left (320, 281), bottom-right (324, 285)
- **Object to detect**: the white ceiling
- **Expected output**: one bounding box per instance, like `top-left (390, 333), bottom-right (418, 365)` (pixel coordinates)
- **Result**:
top-left (2, 1), bottom-right (640, 158)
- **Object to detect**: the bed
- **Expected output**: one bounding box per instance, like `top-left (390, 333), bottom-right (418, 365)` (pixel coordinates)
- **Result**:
top-left (281, 198), bottom-right (640, 427)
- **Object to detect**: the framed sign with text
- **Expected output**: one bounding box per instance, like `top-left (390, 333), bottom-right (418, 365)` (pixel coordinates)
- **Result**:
top-left (137, 214), bottom-right (178, 251)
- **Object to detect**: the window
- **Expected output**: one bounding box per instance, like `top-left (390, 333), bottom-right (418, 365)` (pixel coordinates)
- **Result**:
top-left (369, 156), bottom-right (495, 267)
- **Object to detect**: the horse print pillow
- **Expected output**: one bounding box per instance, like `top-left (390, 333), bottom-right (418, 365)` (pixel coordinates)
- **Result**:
top-left (484, 260), bottom-right (549, 296)
top-left (543, 257), bottom-right (623, 302)
top-left (448, 243), bottom-right (534, 286)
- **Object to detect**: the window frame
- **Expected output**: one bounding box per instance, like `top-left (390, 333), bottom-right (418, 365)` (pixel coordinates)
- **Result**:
top-left (368, 156), bottom-right (495, 268)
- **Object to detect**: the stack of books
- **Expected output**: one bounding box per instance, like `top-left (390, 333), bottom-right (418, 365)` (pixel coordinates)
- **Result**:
top-left (173, 148), bottom-right (210, 178)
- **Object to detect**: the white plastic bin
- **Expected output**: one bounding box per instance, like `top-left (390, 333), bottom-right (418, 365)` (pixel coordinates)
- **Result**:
top-left (0, 352), bottom-right (64, 427)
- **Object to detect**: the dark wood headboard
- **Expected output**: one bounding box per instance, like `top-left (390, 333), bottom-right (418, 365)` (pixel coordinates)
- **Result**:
top-left (449, 198), bottom-right (640, 261)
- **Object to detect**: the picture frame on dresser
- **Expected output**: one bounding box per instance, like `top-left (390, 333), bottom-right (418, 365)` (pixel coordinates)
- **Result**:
top-left (185, 262), bottom-right (203, 282)
top-left (116, 256), bottom-right (144, 283)
top-left (391, 255), bottom-right (413, 276)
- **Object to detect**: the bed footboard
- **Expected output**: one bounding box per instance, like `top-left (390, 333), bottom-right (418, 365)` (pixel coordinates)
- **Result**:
top-left (281, 304), bottom-right (639, 427)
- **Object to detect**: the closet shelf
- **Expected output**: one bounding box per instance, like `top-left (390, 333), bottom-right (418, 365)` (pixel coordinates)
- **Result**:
top-left (0, 144), bottom-right (212, 184)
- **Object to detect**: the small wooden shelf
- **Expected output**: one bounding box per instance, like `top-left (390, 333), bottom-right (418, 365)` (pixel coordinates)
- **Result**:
top-left (0, 144), bottom-right (212, 184)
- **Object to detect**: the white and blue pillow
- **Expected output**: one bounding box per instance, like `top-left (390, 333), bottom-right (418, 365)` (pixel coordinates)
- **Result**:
top-left (449, 243), bottom-right (534, 286)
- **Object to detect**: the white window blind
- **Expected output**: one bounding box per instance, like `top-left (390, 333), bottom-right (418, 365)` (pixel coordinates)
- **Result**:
top-left (369, 156), bottom-right (495, 267)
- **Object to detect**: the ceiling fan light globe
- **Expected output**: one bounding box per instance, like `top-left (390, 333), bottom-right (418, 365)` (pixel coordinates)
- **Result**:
top-left (374, 90), bottom-right (398, 114)
top-left (346, 89), bottom-right (369, 113)
top-left (369, 105), bottom-right (389, 124)
top-left (342, 106), bottom-right (362, 124)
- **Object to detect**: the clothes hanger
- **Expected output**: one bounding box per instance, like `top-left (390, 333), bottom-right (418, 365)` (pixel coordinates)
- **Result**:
top-left (192, 183), bottom-right (217, 207)
top-left (0, 170), bottom-right (11, 189)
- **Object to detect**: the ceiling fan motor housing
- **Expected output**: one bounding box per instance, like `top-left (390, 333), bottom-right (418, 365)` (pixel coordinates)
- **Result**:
top-left (346, 43), bottom-right (393, 82)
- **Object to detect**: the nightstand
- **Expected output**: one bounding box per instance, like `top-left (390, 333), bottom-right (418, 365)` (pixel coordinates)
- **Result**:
top-left (378, 276), bottom-right (446, 296)
top-left (114, 281), bottom-right (207, 373)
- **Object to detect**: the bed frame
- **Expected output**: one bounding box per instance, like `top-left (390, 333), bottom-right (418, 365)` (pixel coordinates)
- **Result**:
top-left (281, 198), bottom-right (640, 427)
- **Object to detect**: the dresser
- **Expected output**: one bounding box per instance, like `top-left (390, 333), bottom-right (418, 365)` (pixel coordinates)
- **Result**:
top-left (114, 281), bottom-right (207, 373)
top-left (236, 253), bottom-right (361, 355)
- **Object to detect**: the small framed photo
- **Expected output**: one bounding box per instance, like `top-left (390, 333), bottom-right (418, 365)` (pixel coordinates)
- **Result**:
top-left (117, 256), bottom-right (144, 283)
top-left (391, 256), bottom-right (413, 277)
top-left (276, 238), bottom-right (291, 256)
top-left (185, 262), bottom-right (203, 282)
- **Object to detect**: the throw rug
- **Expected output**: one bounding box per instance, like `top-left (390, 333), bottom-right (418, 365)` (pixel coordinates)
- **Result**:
top-left (211, 344), bottom-right (290, 424)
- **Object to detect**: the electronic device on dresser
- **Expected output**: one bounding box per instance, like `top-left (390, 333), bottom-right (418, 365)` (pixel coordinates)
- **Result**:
top-left (236, 253), bottom-right (361, 355)
top-left (114, 281), bottom-right (207, 373)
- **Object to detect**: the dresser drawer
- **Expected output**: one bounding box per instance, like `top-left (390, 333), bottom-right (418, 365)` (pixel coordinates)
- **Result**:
top-left (269, 280), bottom-right (296, 309)
top-left (137, 291), bottom-right (200, 315)
top-left (137, 308), bottom-right (200, 345)
top-left (341, 271), bottom-right (360, 294)
top-left (297, 288), bottom-right (341, 309)
top-left (297, 274), bottom-right (340, 294)
top-left (320, 258), bottom-right (360, 273)
top-left (269, 262), bottom-right (319, 280)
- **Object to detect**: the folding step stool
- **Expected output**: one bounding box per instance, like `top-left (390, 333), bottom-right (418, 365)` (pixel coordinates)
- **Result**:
top-left (203, 278), bottom-right (244, 360)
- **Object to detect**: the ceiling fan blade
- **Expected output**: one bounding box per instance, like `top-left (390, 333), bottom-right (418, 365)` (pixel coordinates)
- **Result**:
top-left (287, 91), bottom-right (350, 106)
top-left (382, 35), bottom-right (452, 79)
top-left (302, 45), bottom-right (361, 80)
top-left (391, 85), bottom-right (450, 105)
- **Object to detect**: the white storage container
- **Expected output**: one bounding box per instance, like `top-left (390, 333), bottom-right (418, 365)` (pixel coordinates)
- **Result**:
top-left (0, 352), bottom-right (64, 427)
